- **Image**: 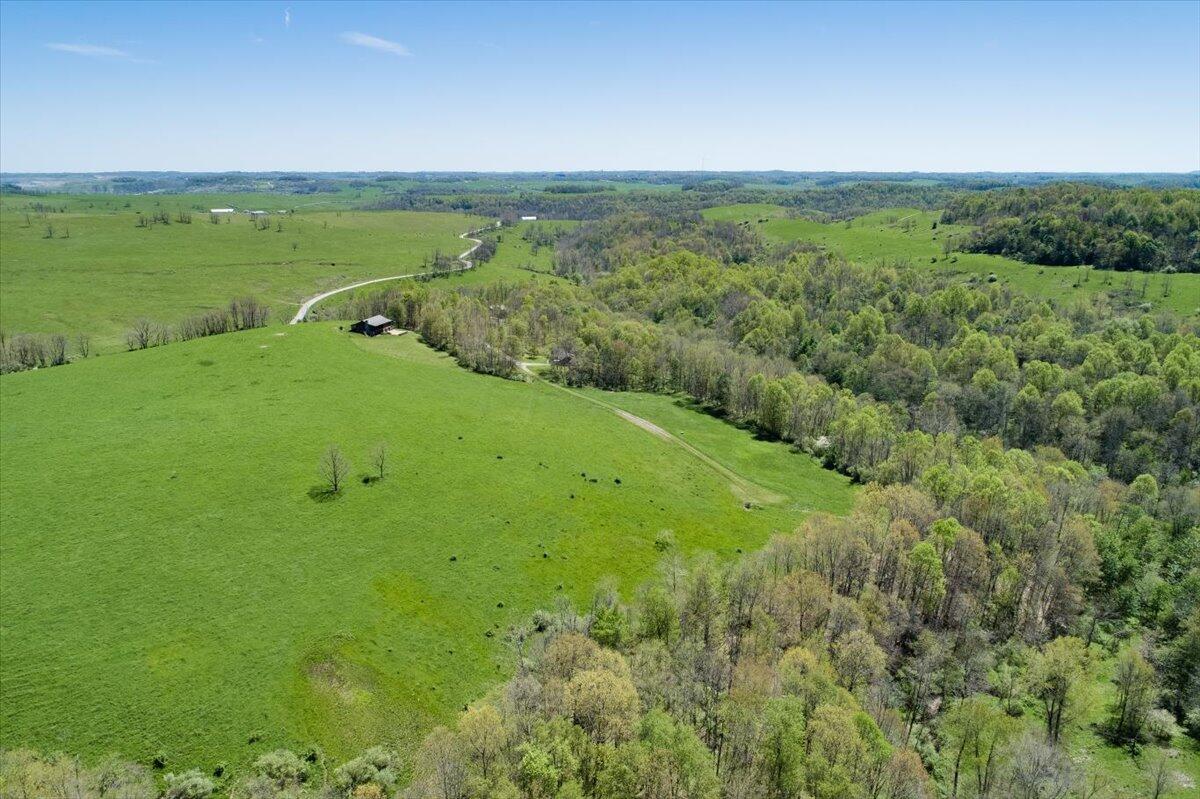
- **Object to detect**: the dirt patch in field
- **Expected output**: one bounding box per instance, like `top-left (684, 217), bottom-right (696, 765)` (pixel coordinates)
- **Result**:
top-left (306, 656), bottom-right (376, 706)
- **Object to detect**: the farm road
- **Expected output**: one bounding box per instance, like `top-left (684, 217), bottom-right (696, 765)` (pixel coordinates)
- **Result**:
top-left (517, 362), bottom-right (781, 506)
top-left (289, 223), bottom-right (495, 324)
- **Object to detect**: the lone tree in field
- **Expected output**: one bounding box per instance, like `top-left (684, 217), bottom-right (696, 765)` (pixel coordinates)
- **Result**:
top-left (371, 443), bottom-right (387, 480)
top-left (319, 445), bottom-right (350, 494)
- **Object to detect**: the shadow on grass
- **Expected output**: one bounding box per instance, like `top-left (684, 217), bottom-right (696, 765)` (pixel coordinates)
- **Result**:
top-left (307, 486), bottom-right (343, 503)
top-left (672, 394), bottom-right (775, 440)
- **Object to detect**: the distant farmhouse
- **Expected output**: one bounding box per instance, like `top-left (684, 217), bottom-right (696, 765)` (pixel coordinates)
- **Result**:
top-left (520, 215), bottom-right (538, 221)
top-left (210, 208), bottom-right (235, 214)
top-left (350, 315), bottom-right (395, 337)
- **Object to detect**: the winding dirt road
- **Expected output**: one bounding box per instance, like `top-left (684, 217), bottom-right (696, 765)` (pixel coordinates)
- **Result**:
top-left (289, 223), bottom-right (496, 324)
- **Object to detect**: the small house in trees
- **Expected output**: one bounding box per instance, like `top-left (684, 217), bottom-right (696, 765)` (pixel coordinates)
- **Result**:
top-left (350, 315), bottom-right (395, 336)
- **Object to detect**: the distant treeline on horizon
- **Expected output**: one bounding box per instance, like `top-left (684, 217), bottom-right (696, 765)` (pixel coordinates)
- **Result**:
top-left (2, 169), bottom-right (1199, 196)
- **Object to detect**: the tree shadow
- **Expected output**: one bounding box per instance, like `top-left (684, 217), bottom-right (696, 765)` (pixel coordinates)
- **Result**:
top-left (672, 394), bottom-right (769, 437)
top-left (307, 485), bottom-right (341, 502)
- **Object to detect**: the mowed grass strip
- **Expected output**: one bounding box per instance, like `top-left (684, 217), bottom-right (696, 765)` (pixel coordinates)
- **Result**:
top-left (703, 204), bottom-right (1200, 316)
top-left (0, 195), bottom-right (486, 347)
top-left (0, 324), bottom-right (853, 771)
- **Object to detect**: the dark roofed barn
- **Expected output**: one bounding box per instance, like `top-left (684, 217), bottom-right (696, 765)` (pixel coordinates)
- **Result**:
top-left (350, 315), bottom-right (395, 336)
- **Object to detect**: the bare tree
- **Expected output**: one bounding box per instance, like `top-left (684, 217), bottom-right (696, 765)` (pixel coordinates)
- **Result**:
top-left (1007, 734), bottom-right (1074, 799)
top-left (320, 445), bottom-right (350, 494)
top-left (150, 322), bottom-right (173, 348)
top-left (74, 332), bottom-right (91, 359)
top-left (126, 318), bottom-right (153, 350)
top-left (229, 296), bottom-right (269, 330)
top-left (371, 443), bottom-right (387, 480)
top-left (47, 334), bottom-right (68, 366)
top-left (1149, 753), bottom-right (1176, 799)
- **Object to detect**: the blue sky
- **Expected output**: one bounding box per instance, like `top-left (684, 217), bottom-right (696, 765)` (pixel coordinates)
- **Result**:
top-left (1, 1), bottom-right (1197, 172)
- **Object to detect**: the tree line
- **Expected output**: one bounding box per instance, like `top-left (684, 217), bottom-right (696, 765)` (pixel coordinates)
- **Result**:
top-left (0, 296), bottom-right (271, 373)
top-left (367, 183), bottom-right (957, 224)
top-left (126, 297), bottom-right (271, 351)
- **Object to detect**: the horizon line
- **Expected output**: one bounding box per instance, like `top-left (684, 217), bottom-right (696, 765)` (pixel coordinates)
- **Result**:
top-left (5, 168), bottom-right (1200, 177)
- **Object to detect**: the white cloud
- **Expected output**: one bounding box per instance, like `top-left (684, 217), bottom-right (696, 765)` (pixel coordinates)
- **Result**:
top-left (284, 8), bottom-right (291, 28)
top-left (46, 42), bottom-right (133, 58)
top-left (340, 31), bottom-right (411, 57)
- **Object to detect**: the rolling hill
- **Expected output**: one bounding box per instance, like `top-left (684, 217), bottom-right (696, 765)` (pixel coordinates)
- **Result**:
top-left (0, 322), bottom-right (853, 771)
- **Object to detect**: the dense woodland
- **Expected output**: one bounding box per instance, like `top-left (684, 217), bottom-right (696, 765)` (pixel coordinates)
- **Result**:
top-left (942, 185), bottom-right (1200, 273)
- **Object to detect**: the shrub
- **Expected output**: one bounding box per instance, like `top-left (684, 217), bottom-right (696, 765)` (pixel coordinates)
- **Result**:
top-left (653, 529), bottom-right (676, 553)
top-left (332, 747), bottom-right (400, 795)
top-left (1145, 708), bottom-right (1182, 743)
top-left (252, 749), bottom-right (308, 787)
top-left (163, 769), bottom-right (216, 799)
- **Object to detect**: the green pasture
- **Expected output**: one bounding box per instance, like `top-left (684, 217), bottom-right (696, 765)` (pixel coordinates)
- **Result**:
top-left (571, 388), bottom-right (854, 517)
top-left (486, 221), bottom-right (578, 275)
top-left (420, 221), bottom-right (577, 289)
top-left (703, 204), bottom-right (1199, 316)
top-left (0, 324), bottom-right (853, 772)
top-left (0, 194), bottom-right (487, 348)
top-left (317, 221), bottom-right (575, 314)
top-left (0, 187), bottom-right (389, 217)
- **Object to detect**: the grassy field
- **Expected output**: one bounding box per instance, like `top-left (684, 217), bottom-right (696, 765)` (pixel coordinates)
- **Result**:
top-left (703, 204), bottom-right (1200, 316)
top-left (486, 221), bottom-right (579, 277)
top-left (319, 221), bottom-right (576, 314)
top-left (0, 323), bottom-right (854, 772)
top-left (424, 220), bottom-right (578, 288)
top-left (0, 193), bottom-right (487, 348)
top-left (571, 388), bottom-right (852, 516)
